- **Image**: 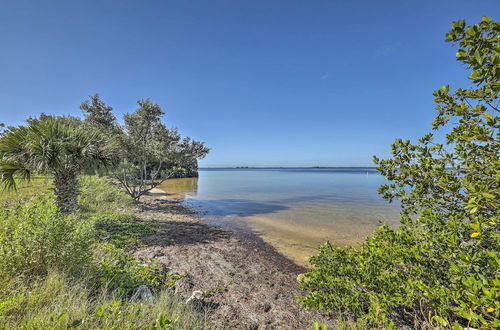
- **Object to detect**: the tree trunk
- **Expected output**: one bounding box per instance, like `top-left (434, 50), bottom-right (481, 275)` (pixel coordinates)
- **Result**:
top-left (53, 170), bottom-right (79, 213)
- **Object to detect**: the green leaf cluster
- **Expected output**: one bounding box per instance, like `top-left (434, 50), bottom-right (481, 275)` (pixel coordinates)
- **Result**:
top-left (0, 193), bottom-right (94, 279)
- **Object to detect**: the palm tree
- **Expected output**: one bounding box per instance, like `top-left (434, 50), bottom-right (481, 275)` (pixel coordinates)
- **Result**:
top-left (0, 116), bottom-right (117, 213)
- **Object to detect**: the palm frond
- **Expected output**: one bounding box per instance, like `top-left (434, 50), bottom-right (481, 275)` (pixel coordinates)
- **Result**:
top-left (0, 162), bottom-right (31, 191)
top-left (0, 116), bottom-right (118, 191)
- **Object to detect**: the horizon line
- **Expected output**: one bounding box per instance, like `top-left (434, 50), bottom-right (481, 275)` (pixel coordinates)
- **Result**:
top-left (199, 166), bottom-right (378, 169)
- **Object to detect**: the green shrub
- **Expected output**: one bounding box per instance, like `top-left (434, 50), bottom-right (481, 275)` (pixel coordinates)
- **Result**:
top-left (78, 175), bottom-right (132, 213)
top-left (93, 212), bottom-right (156, 249)
top-left (300, 220), bottom-right (499, 328)
top-left (299, 17), bottom-right (499, 329)
top-left (91, 243), bottom-right (183, 297)
top-left (168, 166), bottom-right (199, 178)
top-left (0, 193), bottom-right (94, 279)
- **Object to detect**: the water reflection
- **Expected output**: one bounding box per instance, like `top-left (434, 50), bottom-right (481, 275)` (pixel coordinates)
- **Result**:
top-left (156, 177), bottom-right (199, 199)
top-left (188, 198), bottom-right (288, 217)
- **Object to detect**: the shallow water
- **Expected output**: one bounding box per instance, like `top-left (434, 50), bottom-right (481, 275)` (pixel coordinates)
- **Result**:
top-left (157, 168), bottom-right (400, 266)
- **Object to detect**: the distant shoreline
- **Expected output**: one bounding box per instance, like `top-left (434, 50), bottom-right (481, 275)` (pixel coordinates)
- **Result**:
top-left (199, 166), bottom-right (378, 169)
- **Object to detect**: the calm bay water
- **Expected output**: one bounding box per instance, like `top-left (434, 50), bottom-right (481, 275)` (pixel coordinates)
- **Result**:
top-left (157, 168), bottom-right (400, 266)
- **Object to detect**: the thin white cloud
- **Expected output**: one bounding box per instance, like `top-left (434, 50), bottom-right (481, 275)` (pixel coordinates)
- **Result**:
top-left (320, 74), bottom-right (331, 80)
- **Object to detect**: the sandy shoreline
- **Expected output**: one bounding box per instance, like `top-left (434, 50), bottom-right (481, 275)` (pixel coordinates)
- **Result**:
top-left (131, 195), bottom-right (332, 329)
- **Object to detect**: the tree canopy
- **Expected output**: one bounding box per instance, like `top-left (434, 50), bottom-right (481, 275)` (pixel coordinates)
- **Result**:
top-left (80, 95), bottom-right (209, 200)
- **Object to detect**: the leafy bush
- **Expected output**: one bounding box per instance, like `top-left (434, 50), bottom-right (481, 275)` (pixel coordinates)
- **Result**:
top-left (299, 17), bottom-right (499, 329)
top-left (168, 166), bottom-right (199, 178)
top-left (0, 193), bottom-right (94, 279)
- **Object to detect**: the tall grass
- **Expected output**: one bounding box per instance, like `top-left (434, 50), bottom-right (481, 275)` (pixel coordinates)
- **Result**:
top-left (0, 194), bottom-right (93, 279)
top-left (78, 175), bottom-right (132, 213)
top-left (0, 272), bottom-right (206, 329)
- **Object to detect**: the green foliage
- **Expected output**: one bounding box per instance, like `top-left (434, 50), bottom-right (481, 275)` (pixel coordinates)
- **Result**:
top-left (0, 116), bottom-right (117, 213)
top-left (80, 95), bottom-right (209, 200)
top-left (299, 17), bottom-right (499, 329)
top-left (78, 175), bottom-right (132, 213)
top-left (0, 272), bottom-right (205, 329)
top-left (311, 321), bottom-right (328, 330)
top-left (147, 313), bottom-right (177, 329)
top-left (0, 177), bottom-right (204, 328)
top-left (91, 243), bottom-right (182, 297)
top-left (93, 213), bottom-right (156, 249)
top-left (0, 193), bottom-right (94, 279)
top-left (167, 166), bottom-right (200, 179)
top-left (80, 93), bottom-right (119, 131)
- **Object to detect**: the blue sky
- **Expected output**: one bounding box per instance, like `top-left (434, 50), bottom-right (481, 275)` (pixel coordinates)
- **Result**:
top-left (0, 1), bottom-right (498, 167)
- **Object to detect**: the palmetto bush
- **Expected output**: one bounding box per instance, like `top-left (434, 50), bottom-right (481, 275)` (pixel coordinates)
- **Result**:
top-left (0, 116), bottom-right (117, 213)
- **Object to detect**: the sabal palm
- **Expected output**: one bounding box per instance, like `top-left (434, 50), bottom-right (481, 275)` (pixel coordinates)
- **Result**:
top-left (0, 116), bottom-right (117, 213)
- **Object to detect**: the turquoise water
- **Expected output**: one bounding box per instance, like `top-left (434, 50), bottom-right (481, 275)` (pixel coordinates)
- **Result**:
top-left (158, 168), bottom-right (401, 265)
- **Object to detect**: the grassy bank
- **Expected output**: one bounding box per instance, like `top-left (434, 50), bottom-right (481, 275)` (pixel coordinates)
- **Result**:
top-left (0, 176), bottom-right (207, 329)
top-left (0, 176), bottom-right (51, 205)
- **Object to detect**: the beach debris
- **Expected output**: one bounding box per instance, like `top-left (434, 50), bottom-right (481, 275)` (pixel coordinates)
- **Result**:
top-left (186, 290), bottom-right (204, 304)
top-left (131, 285), bottom-right (153, 302)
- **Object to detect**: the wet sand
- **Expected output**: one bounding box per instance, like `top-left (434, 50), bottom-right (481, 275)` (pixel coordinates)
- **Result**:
top-left (132, 195), bottom-right (333, 329)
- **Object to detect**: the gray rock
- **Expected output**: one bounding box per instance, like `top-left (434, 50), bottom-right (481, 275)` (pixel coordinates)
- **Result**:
top-left (131, 285), bottom-right (153, 302)
top-left (186, 290), bottom-right (204, 304)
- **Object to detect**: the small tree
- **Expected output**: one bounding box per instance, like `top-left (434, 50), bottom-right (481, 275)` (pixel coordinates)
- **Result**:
top-left (0, 116), bottom-right (117, 213)
top-left (117, 99), bottom-right (179, 200)
top-left (80, 96), bottom-right (209, 200)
